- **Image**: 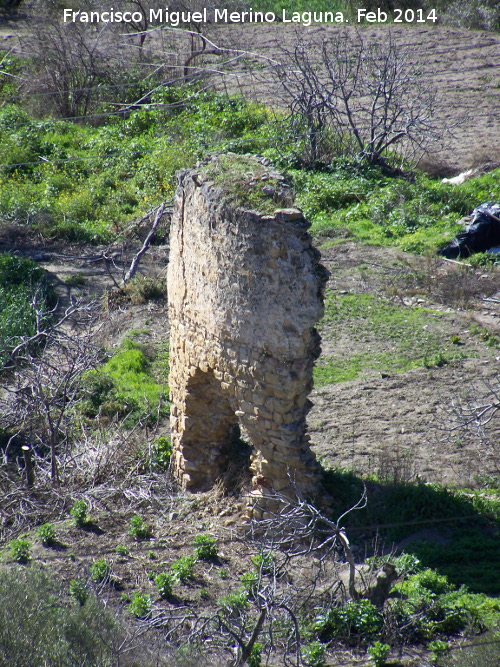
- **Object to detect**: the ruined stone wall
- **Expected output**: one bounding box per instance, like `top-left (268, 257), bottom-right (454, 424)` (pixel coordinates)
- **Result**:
top-left (167, 155), bottom-right (328, 498)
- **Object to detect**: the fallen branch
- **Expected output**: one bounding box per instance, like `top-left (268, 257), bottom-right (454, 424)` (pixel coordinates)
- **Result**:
top-left (120, 203), bottom-right (165, 287)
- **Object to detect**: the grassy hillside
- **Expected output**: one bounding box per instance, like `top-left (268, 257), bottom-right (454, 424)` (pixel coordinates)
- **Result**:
top-left (2, 93), bottom-right (500, 253)
top-left (2, 58), bottom-right (500, 667)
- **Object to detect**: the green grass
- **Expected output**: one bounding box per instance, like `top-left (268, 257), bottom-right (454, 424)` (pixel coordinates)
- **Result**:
top-left (293, 164), bottom-right (500, 254)
top-left (2, 92), bottom-right (500, 255)
top-left (0, 253), bottom-right (56, 367)
top-left (80, 338), bottom-right (169, 426)
top-left (314, 292), bottom-right (465, 386)
top-left (0, 94), bottom-right (273, 243)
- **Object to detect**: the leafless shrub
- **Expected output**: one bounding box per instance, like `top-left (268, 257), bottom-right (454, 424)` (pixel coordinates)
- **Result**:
top-left (376, 444), bottom-right (415, 485)
top-left (141, 484), bottom-right (370, 666)
top-left (273, 30), bottom-right (451, 171)
top-left (384, 253), bottom-right (500, 309)
top-left (1, 298), bottom-right (104, 483)
top-left (19, 1), bottom-right (127, 117)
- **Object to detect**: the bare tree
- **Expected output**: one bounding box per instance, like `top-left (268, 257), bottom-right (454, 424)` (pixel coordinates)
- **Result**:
top-left (274, 30), bottom-right (448, 171)
top-left (1, 298), bottom-right (103, 484)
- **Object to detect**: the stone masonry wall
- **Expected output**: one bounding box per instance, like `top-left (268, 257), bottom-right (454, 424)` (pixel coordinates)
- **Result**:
top-left (167, 155), bottom-right (328, 498)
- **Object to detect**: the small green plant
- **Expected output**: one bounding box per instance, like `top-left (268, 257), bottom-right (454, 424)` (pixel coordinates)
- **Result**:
top-left (64, 273), bottom-right (86, 287)
top-left (248, 641), bottom-right (263, 667)
top-left (9, 538), bottom-right (31, 563)
top-left (252, 551), bottom-right (274, 574)
top-left (121, 593), bottom-right (129, 602)
top-left (241, 568), bottom-right (259, 588)
top-left (69, 579), bottom-right (88, 606)
top-left (148, 550), bottom-right (156, 560)
top-left (171, 555), bottom-right (197, 583)
top-left (218, 589), bottom-right (249, 614)
top-left (450, 334), bottom-right (461, 345)
top-left (429, 640), bottom-right (449, 662)
top-left (155, 572), bottom-right (176, 599)
top-left (487, 335), bottom-right (499, 347)
top-left (90, 558), bottom-right (110, 583)
top-left (301, 640), bottom-right (326, 667)
top-left (199, 588), bottom-right (209, 600)
top-left (194, 534), bottom-right (218, 561)
top-left (129, 514), bottom-right (151, 541)
top-left (150, 436), bottom-right (172, 470)
top-left (129, 591), bottom-right (151, 618)
top-left (218, 568), bottom-right (228, 579)
top-left (70, 500), bottom-right (89, 527)
top-left (368, 642), bottom-right (391, 667)
top-left (37, 523), bottom-right (56, 547)
top-left (115, 545), bottom-right (130, 557)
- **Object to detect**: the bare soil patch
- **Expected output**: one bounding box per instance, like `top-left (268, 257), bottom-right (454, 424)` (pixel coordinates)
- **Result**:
top-left (309, 241), bottom-right (500, 486)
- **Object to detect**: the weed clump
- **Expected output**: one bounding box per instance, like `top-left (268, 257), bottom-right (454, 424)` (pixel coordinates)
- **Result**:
top-left (129, 592), bottom-right (151, 618)
top-left (70, 500), bottom-right (90, 527)
top-left (129, 514), bottom-right (151, 541)
top-left (37, 523), bottom-right (57, 547)
top-left (193, 534), bottom-right (218, 561)
top-left (155, 572), bottom-right (176, 599)
top-left (90, 558), bottom-right (110, 583)
top-left (69, 579), bottom-right (88, 606)
top-left (9, 538), bottom-right (31, 564)
top-left (171, 555), bottom-right (196, 583)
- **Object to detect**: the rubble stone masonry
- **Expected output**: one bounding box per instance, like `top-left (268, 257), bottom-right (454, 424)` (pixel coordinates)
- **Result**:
top-left (167, 155), bottom-right (329, 498)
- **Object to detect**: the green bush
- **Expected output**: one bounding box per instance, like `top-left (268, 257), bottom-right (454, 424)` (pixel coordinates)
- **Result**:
top-left (315, 599), bottom-right (383, 640)
top-left (150, 436), bottom-right (172, 470)
top-left (115, 545), bottom-right (130, 557)
top-left (218, 589), bottom-right (249, 614)
top-left (429, 639), bottom-right (449, 661)
top-left (301, 641), bottom-right (326, 667)
top-left (368, 642), bottom-right (391, 667)
top-left (90, 558), bottom-right (110, 583)
top-left (37, 523), bottom-right (56, 547)
top-left (155, 572), bottom-right (176, 599)
top-left (193, 534), bottom-right (218, 561)
top-left (0, 566), bottom-right (125, 666)
top-left (9, 538), bottom-right (31, 564)
top-left (252, 551), bottom-right (274, 574)
top-left (69, 578), bottom-right (88, 606)
top-left (240, 570), bottom-right (259, 597)
top-left (129, 592), bottom-right (151, 618)
top-left (248, 641), bottom-right (263, 667)
top-left (70, 500), bottom-right (90, 527)
top-left (129, 514), bottom-right (151, 541)
top-left (171, 555), bottom-right (196, 583)
top-left (0, 253), bottom-right (55, 367)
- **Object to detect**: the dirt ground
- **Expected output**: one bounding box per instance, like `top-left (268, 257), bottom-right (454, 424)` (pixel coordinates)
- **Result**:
top-left (309, 241), bottom-right (500, 487)
top-left (7, 233), bottom-right (499, 490)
